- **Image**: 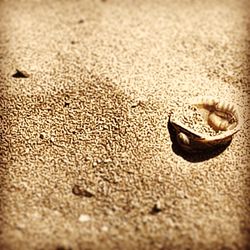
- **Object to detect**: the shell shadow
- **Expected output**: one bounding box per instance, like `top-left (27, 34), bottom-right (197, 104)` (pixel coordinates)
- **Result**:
top-left (167, 119), bottom-right (231, 162)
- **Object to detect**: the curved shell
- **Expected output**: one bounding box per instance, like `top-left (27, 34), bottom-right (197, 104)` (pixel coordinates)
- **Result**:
top-left (169, 96), bottom-right (242, 152)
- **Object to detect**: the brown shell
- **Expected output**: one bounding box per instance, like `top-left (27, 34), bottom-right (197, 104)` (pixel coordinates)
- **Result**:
top-left (169, 96), bottom-right (242, 152)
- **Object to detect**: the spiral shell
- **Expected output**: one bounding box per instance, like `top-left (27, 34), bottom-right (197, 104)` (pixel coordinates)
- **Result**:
top-left (169, 96), bottom-right (241, 152)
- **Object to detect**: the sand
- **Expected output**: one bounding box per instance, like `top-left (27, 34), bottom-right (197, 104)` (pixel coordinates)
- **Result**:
top-left (171, 105), bottom-right (222, 136)
top-left (0, 0), bottom-right (249, 249)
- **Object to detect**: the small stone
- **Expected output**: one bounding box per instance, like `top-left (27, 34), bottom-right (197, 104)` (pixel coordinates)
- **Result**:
top-left (78, 214), bottom-right (91, 223)
top-left (12, 69), bottom-right (30, 78)
top-left (78, 19), bottom-right (84, 24)
top-left (101, 226), bottom-right (109, 232)
top-left (39, 133), bottom-right (46, 139)
top-left (16, 223), bottom-right (26, 230)
top-left (103, 158), bottom-right (112, 163)
top-left (157, 176), bottom-right (163, 182)
top-left (72, 184), bottom-right (94, 197)
top-left (85, 156), bottom-right (91, 161)
top-left (131, 102), bottom-right (139, 108)
top-left (131, 100), bottom-right (145, 108)
top-left (151, 200), bottom-right (162, 214)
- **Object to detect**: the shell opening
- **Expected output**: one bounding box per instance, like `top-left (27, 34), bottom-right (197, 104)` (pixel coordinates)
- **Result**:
top-left (192, 98), bottom-right (239, 134)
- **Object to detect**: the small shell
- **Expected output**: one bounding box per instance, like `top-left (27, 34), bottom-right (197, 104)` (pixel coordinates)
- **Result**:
top-left (169, 96), bottom-right (241, 152)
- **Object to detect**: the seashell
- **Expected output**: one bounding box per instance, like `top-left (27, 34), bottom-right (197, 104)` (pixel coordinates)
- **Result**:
top-left (169, 96), bottom-right (242, 152)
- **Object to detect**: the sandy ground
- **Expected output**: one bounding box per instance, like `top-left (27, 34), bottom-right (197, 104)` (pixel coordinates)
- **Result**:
top-left (0, 0), bottom-right (249, 249)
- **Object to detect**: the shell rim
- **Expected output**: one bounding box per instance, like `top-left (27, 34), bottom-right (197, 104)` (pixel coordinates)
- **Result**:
top-left (169, 96), bottom-right (242, 141)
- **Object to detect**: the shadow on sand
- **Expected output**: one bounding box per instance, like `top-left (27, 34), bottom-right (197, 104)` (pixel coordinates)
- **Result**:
top-left (167, 120), bottom-right (231, 163)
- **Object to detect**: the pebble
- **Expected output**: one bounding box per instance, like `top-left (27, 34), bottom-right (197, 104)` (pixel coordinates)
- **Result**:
top-left (96, 158), bottom-right (102, 164)
top-left (72, 184), bottom-right (94, 197)
top-left (103, 158), bottom-right (112, 163)
top-left (101, 226), bottom-right (109, 232)
top-left (85, 156), bottom-right (91, 161)
top-left (39, 132), bottom-right (46, 139)
top-left (78, 214), bottom-right (91, 223)
top-left (16, 223), bottom-right (26, 230)
top-left (12, 69), bottom-right (30, 78)
top-left (151, 200), bottom-right (162, 214)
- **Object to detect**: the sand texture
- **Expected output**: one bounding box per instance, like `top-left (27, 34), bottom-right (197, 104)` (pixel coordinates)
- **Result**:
top-left (0, 0), bottom-right (249, 249)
